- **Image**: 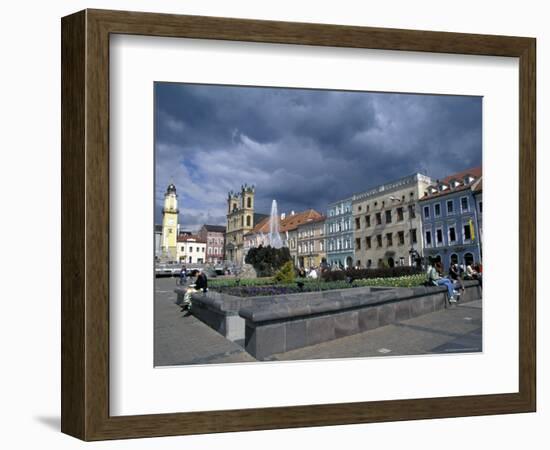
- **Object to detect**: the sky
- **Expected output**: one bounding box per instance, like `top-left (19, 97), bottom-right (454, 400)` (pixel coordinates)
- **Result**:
top-left (155, 83), bottom-right (482, 231)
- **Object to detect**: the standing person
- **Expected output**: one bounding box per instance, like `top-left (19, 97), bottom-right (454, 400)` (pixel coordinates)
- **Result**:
top-left (426, 258), bottom-right (458, 303)
top-left (179, 264), bottom-right (187, 286)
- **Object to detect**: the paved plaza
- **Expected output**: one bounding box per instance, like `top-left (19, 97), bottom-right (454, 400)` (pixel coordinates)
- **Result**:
top-left (154, 277), bottom-right (482, 367)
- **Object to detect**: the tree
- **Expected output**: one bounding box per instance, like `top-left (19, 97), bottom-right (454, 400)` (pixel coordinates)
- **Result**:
top-left (245, 245), bottom-right (292, 277)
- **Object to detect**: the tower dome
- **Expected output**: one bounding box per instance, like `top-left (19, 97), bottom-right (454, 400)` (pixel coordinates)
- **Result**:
top-left (166, 183), bottom-right (177, 194)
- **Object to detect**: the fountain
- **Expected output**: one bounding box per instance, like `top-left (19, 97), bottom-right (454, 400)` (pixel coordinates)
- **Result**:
top-left (256, 199), bottom-right (284, 248)
top-left (267, 199), bottom-right (283, 248)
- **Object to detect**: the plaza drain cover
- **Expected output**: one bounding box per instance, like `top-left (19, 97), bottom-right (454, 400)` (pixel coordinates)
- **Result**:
top-left (377, 348), bottom-right (392, 354)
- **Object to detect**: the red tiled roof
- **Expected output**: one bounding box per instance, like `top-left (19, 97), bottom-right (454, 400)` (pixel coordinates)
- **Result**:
top-left (246, 209), bottom-right (323, 235)
top-left (297, 215), bottom-right (326, 228)
top-left (421, 167), bottom-right (482, 200)
top-left (177, 234), bottom-right (206, 243)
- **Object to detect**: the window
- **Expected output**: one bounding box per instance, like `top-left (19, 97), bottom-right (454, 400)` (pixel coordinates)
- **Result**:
top-left (408, 204), bottom-right (416, 219)
top-left (385, 210), bottom-right (392, 223)
top-left (358, 205), bottom-right (362, 212)
top-left (447, 200), bottom-right (454, 214)
top-left (181, 246), bottom-right (184, 251)
top-left (398, 231), bottom-right (405, 245)
top-left (463, 223), bottom-right (472, 241)
top-left (425, 230), bottom-right (432, 246)
top-left (434, 203), bottom-right (441, 217)
top-left (397, 207), bottom-right (404, 221)
top-left (366, 204), bottom-right (370, 212)
top-left (478, 201), bottom-right (483, 213)
top-left (355, 238), bottom-right (361, 250)
top-left (247, 197), bottom-right (251, 208)
top-left (366, 236), bottom-right (372, 249)
top-left (386, 233), bottom-right (393, 247)
top-left (246, 215), bottom-right (251, 226)
top-left (365, 215), bottom-right (371, 227)
top-left (208, 247), bottom-right (212, 254)
top-left (355, 217), bottom-right (361, 230)
top-left (377, 234), bottom-right (383, 248)
top-left (375, 212), bottom-right (382, 225)
top-left (436, 228), bottom-right (443, 245)
top-left (461, 197), bottom-right (469, 212)
top-left (410, 228), bottom-right (417, 244)
top-left (423, 205), bottom-right (430, 218)
top-left (189, 247), bottom-right (193, 252)
top-left (448, 226), bottom-right (457, 243)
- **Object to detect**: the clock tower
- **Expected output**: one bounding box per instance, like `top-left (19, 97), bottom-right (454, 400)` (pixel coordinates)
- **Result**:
top-left (161, 183), bottom-right (179, 260)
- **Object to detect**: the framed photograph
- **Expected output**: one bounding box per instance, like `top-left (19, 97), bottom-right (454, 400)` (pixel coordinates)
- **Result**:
top-left (61, 9), bottom-right (536, 440)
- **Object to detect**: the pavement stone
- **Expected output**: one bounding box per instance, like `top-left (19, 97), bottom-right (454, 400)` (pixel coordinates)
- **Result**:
top-left (269, 300), bottom-right (482, 361)
top-left (154, 277), bottom-right (255, 366)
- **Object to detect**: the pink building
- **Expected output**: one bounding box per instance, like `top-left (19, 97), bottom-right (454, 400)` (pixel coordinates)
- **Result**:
top-left (198, 224), bottom-right (226, 264)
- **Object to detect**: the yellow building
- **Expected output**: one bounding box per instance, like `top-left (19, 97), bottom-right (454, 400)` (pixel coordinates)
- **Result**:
top-left (225, 184), bottom-right (256, 264)
top-left (296, 216), bottom-right (326, 269)
top-left (161, 183), bottom-right (179, 260)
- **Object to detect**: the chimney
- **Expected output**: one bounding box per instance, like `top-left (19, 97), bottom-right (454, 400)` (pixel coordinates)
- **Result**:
top-left (281, 213), bottom-right (286, 220)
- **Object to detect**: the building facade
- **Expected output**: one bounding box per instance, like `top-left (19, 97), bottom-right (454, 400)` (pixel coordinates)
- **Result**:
top-left (296, 216), bottom-right (326, 269)
top-left (325, 198), bottom-right (354, 268)
top-left (198, 224), bottom-right (226, 264)
top-left (176, 235), bottom-right (207, 264)
top-left (160, 183), bottom-right (179, 260)
top-left (419, 167), bottom-right (482, 271)
top-left (154, 224), bottom-right (162, 260)
top-left (352, 173), bottom-right (433, 268)
top-left (225, 184), bottom-right (256, 264)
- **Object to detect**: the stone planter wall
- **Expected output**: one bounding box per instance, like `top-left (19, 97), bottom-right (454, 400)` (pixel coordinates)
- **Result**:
top-left (240, 281), bottom-right (481, 360)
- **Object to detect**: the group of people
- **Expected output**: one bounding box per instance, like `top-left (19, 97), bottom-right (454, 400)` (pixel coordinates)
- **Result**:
top-left (425, 257), bottom-right (482, 303)
top-left (178, 265), bottom-right (208, 314)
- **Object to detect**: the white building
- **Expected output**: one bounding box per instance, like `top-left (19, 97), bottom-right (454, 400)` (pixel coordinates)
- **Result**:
top-left (176, 235), bottom-right (207, 264)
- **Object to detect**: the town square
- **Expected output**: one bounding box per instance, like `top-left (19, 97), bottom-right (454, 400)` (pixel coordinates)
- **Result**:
top-left (154, 83), bottom-right (483, 366)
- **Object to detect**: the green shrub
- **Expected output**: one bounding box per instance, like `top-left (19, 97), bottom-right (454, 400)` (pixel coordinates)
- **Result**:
top-left (321, 266), bottom-right (423, 282)
top-left (245, 245), bottom-right (292, 277)
top-left (273, 260), bottom-right (296, 284)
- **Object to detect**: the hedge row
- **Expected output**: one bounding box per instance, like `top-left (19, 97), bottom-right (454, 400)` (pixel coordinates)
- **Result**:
top-left (320, 266), bottom-right (423, 282)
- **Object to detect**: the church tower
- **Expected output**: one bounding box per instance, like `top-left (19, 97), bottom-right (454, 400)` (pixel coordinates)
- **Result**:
top-left (225, 184), bottom-right (255, 263)
top-left (161, 183), bottom-right (179, 260)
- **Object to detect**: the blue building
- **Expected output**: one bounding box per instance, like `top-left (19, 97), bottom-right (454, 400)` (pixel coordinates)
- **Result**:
top-left (325, 198), bottom-right (354, 268)
top-left (419, 167), bottom-right (482, 271)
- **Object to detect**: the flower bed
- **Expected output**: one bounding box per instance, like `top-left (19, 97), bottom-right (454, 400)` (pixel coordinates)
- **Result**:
top-left (210, 274), bottom-right (426, 297)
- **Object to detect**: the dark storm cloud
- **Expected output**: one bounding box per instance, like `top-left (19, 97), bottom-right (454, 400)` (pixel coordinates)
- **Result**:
top-left (154, 83), bottom-right (482, 230)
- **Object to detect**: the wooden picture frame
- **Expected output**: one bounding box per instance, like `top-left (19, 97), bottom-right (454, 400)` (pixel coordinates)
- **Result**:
top-left (61, 9), bottom-right (536, 441)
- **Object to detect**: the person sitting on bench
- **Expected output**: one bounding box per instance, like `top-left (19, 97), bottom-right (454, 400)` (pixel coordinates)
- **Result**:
top-left (426, 258), bottom-right (458, 303)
